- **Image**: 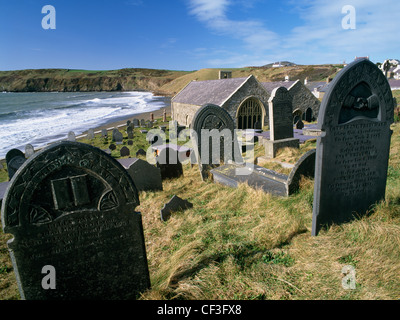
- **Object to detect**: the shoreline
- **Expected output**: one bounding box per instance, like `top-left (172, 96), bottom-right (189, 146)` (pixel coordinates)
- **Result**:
top-left (0, 96), bottom-right (172, 163)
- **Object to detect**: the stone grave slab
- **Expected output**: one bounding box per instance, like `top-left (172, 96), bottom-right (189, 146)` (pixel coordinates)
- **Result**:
top-left (1, 141), bottom-right (150, 299)
top-left (312, 58), bottom-right (394, 236)
top-left (118, 158), bottom-right (163, 192)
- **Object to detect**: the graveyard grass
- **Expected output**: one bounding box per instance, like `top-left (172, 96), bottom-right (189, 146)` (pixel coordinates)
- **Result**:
top-left (1, 119), bottom-right (400, 300)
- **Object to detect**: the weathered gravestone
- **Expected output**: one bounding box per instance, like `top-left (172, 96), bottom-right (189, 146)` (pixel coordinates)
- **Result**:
top-left (109, 144), bottom-right (116, 151)
top-left (120, 146), bottom-right (130, 157)
top-left (312, 58), bottom-right (394, 236)
top-left (132, 119), bottom-right (140, 127)
top-left (6, 149), bottom-right (26, 180)
top-left (155, 146), bottom-right (184, 180)
top-left (1, 141), bottom-right (150, 299)
top-left (118, 158), bottom-right (162, 192)
top-left (101, 129), bottom-right (108, 138)
top-left (87, 129), bottom-right (95, 140)
top-left (67, 131), bottom-right (76, 142)
top-left (25, 144), bottom-right (35, 159)
top-left (191, 104), bottom-right (243, 181)
top-left (114, 130), bottom-right (123, 145)
top-left (264, 87), bottom-right (299, 158)
top-left (127, 126), bottom-right (134, 140)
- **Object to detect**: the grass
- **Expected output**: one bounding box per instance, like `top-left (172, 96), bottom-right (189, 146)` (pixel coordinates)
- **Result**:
top-left (0, 122), bottom-right (400, 300)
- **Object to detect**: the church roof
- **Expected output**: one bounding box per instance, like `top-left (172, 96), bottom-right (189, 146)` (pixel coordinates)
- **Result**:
top-left (260, 81), bottom-right (296, 94)
top-left (172, 77), bottom-right (250, 106)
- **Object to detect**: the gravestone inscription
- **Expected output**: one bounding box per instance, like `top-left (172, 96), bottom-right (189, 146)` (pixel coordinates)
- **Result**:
top-left (1, 141), bottom-right (150, 299)
top-left (312, 58), bottom-right (394, 236)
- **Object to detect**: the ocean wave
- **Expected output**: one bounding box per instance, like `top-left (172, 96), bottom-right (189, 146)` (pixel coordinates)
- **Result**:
top-left (0, 91), bottom-right (168, 158)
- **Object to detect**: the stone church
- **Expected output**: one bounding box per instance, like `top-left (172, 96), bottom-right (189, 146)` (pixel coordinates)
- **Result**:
top-left (171, 73), bottom-right (321, 129)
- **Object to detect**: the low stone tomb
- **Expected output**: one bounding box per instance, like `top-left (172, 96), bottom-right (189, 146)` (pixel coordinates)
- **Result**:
top-left (160, 195), bottom-right (193, 222)
top-left (211, 149), bottom-right (316, 197)
top-left (1, 141), bottom-right (150, 299)
top-left (118, 158), bottom-right (163, 192)
top-left (312, 58), bottom-right (394, 236)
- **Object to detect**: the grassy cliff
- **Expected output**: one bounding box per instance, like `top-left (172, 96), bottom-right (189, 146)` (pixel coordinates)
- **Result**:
top-left (0, 64), bottom-right (340, 95)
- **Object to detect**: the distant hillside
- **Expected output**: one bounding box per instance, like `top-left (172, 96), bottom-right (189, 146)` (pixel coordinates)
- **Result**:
top-left (159, 65), bottom-right (342, 96)
top-left (0, 68), bottom-right (192, 94)
top-left (0, 64), bottom-right (341, 96)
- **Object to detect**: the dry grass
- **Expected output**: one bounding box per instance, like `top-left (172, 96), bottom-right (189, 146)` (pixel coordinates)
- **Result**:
top-left (1, 124), bottom-right (400, 300)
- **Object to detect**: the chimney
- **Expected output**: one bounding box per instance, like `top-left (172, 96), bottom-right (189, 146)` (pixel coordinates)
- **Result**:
top-left (285, 75), bottom-right (289, 82)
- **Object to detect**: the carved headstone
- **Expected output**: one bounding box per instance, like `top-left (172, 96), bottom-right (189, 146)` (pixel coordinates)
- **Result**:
top-left (6, 149), bottom-right (26, 180)
top-left (127, 126), bottom-right (134, 139)
top-left (312, 59), bottom-right (394, 236)
top-left (118, 158), bottom-right (162, 192)
top-left (132, 119), bottom-right (140, 127)
top-left (114, 130), bottom-right (123, 145)
top-left (101, 129), bottom-right (108, 138)
top-left (1, 141), bottom-right (150, 299)
top-left (264, 87), bottom-right (299, 158)
top-left (191, 104), bottom-right (243, 180)
top-left (25, 144), bottom-right (35, 159)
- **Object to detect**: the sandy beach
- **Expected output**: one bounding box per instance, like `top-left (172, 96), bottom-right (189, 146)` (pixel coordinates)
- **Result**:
top-left (77, 104), bottom-right (171, 138)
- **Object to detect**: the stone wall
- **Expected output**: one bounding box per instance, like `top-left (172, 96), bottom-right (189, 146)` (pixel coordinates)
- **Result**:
top-left (221, 75), bottom-right (270, 126)
top-left (172, 102), bottom-right (202, 127)
top-left (289, 80), bottom-right (321, 120)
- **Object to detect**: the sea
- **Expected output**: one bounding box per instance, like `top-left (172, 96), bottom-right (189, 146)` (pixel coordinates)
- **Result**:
top-left (0, 91), bottom-right (170, 159)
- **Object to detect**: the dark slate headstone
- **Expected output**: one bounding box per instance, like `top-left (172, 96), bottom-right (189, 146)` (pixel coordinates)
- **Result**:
top-left (109, 144), bottom-right (116, 151)
top-left (1, 141), bottom-right (150, 299)
top-left (6, 149), bottom-right (26, 180)
top-left (114, 130), bottom-right (123, 145)
top-left (127, 126), bottom-right (134, 140)
top-left (269, 87), bottom-right (294, 140)
top-left (305, 107), bottom-right (313, 122)
top-left (191, 104), bottom-right (243, 180)
top-left (136, 149), bottom-right (147, 157)
top-left (118, 158), bottom-right (163, 192)
top-left (160, 195), bottom-right (193, 222)
top-left (295, 119), bottom-right (304, 130)
top-left (312, 59), bottom-right (394, 236)
top-left (132, 119), bottom-right (140, 127)
top-left (156, 146), bottom-right (183, 180)
top-left (25, 144), bottom-right (35, 159)
top-left (120, 146), bottom-right (130, 157)
top-left (264, 87), bottom-right (299, 158)
top-left (128, 140), bottom-right (134, 146)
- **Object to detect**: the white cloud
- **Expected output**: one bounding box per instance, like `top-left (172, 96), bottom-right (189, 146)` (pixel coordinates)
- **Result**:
top-left (187, 0), bottom-right (400, 67)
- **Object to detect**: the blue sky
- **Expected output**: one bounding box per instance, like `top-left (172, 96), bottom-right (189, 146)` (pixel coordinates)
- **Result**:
top-left (1, 0), bottom-right (400, 71)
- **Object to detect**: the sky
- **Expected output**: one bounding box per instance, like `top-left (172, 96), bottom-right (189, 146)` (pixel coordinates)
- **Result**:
top-left (1, 0), bottom-right (400, 71)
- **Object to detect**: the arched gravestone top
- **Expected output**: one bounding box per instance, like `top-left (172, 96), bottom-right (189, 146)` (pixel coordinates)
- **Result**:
top-left (312, 58), bottom-right (394, 236)
top-left (6, 149), bottom-right (26, 180)
top-left (1, 141), bottom-right (149, 300)
top-left (191, 104), bottom-right (243, 180)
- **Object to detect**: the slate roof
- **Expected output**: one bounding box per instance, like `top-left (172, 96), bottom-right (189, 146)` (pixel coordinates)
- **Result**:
top-left (305, 81), bottom-right (327, 92)
top-left (172, 77), bottom-right (250, 106)
top-left (260, 81), bottom-right (296, 94)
